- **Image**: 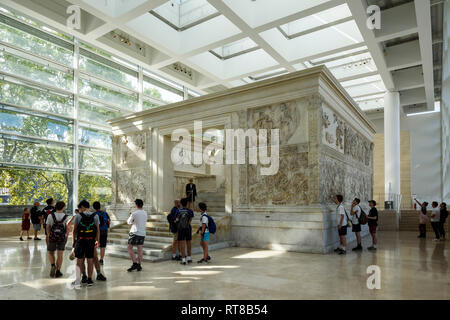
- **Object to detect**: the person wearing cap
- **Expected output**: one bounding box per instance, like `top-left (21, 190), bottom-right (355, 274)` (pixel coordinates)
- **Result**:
top-left (367, 200), bottom-right (379, 251)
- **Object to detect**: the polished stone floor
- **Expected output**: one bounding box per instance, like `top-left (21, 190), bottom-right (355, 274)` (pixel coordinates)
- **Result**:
top-left (0, 231), bottom-right (448, 300)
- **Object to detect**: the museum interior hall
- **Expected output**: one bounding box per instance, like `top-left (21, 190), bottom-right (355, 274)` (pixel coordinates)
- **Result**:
top-left (0, 0), bottom-right (448, 300)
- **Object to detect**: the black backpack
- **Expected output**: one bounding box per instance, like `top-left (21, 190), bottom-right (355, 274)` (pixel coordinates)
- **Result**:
top-left (167, 209), bottom-right (178, 233)
top-left (358, 207), bottom-right (368, 225)
top-left (176, 209), bottom-right (191, 230)
top-left (77, 212), bottom-right (97, 239)
top-left (49, 212), bottom-right (67, 243)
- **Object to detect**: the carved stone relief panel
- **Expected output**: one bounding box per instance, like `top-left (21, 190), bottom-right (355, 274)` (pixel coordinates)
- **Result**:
top-left (321, 104), bottom-right (345, 154)
top-left (344, 125), bottom-right (374, 167)
top-left (119, 132), bottom-right (146, 165)
top-left (248, 145), bottom-right (310, 206)
top-left (116, 168), bottom-right (149, 204)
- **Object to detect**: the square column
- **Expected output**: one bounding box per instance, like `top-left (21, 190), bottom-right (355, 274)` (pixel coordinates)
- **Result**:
top-left (384, 91), bottom-right (401, 196)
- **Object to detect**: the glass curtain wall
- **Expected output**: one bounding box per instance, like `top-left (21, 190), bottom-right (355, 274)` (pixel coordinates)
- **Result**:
top-left (0, 7), bottom-right (196, 215)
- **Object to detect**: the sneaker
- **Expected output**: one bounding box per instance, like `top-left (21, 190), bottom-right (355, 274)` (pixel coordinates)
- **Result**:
top-left (86, 278), bottom-right (94, 286)
top-left (172, 256), bottom-right (177, 261)
top-left (71, 280), bottom-right (81, 289)
top-left (367, 246), bottom-right (377, 251)
top-left (50, 265), bottom-right (56, 278)
top-left (433, 238), bottom-right (440, 242)
top-left (180, 260), bottom-right (186, 265)
top-left (187, 259), bottom-right (192, 264)
top-left (34, 237), bottom-right (41, 241)
top-left (175, 255), bottom-right (181, 261)
top-left (197, 258), bottom-right (206, 264)
top-left (96, 273), bottom-right (107, 281)
top-left (99, 259), bottom-right (104, 266)
top-left (81, 274), bottom-right (88, 284)
top-left (20, 237), bottom-right (24, 241)
top-left (27, 237), bottom-right (32, 240)
top-left (127, 263), bottom-right (138, 272)
top-left (334, 247), bottom-right (341, 253)
top-left (55, 270), bottom-right (63, 278)
top-left (207, 255), bottom-right (211, 261)
top-left (338, 249), bottom-right (346, 255)
top-left (136, 264), bottom-right (142, 272)
top-left (352, 245), bottom-right (363, 251)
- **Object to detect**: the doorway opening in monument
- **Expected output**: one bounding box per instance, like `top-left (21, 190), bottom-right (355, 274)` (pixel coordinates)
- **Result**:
top-left (171, 129), bottom-right (226, 215)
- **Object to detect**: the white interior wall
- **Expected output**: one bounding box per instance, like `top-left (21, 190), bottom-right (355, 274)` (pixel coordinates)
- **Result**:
top-left (371, 112), bottom-right (443, 202)
top-left (442, 0), bottom-right (450, 203)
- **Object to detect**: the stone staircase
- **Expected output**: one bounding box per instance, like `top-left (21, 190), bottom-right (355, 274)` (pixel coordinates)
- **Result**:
top-left (106, 213), bottom-right (201, 262)
top-left (399, 210), bottom-right (449, 233)
top-left (196, 188), bottom-right (225, 213)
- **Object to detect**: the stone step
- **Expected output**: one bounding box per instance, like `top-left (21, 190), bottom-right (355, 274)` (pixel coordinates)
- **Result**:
top-left (108, 232), bottom-right (173, 243)
top-left (106, 241), bottom-right (167, 257)
top-left (108, 236), bottom-right (172, 250)
top-left (106, 247), bottom-right (165, 263)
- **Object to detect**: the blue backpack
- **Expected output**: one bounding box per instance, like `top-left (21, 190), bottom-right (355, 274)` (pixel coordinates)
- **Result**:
top-left (202, 214), bottom-right (216, 234)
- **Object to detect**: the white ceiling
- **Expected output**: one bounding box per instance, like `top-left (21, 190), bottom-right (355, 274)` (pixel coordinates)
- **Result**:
top-left (0, 0), bottom-right (437, 114)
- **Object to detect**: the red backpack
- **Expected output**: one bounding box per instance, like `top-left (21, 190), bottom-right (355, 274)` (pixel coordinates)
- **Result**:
top-left (49, 212), bottom-right (68, 243)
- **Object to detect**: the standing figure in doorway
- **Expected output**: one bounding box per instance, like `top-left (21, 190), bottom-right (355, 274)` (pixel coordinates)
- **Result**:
top-left (430, 202), bottom-right (441, 242)
top-left (186, 179), bottom-right (197, 210)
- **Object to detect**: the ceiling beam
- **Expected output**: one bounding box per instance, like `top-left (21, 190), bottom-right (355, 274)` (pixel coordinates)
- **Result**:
top-left (346, 0), bottom-right (395, 90)
top-left (206, 0), bottom-right (296, 72)
top-left (385, 40), bottom-right (422, 71)
top-left (373, 1), bottom-right (418, 42)
top-left (414, 0), bottom-right (435, 110)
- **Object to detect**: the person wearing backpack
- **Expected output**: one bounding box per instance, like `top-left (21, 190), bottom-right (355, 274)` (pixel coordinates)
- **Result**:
top-left (367, 200), bottom-right (379, 251)
top-left (350, 198), bottom-right (362, 251)
top-left (127, 199), bottom-right (148, 272)
top-left (46, 201), bottom-right (70, 278)
top-left (168, 199), bottom-right (181, 261)
top-left (72, 200), bottom-right (100, 287)
top-left (30, 201), bottom-right (42, 240)
top-left (439, 202), bottom-right (448, 240)
top-left (196, 202), bottom-right (214, 264)
top-left (42, 198), bottom-right (55, 245)
top-left (93, 201), bottom-right (110, 265)
top-left (176, 198), bottom-right (194, 265)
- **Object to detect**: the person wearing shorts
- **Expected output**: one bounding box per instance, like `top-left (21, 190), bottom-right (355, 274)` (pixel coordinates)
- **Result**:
top-left (176, 198), bottom-right (194, 265)
top-left (30, 202), bottom-right (42, 240)
top-left (168, 199), bottom-right (181, 261)
top-left (333, 194), bottom-right (348, 255)
top-left (350, 198), bottom-right (362, 251)
top-left (72, 200), bottom-right (100, 287)
top-left (126, 199), bottom-right (147, 272)
top-left (196, 202), bottom-right (211, 264)
top-left (367, 200), bottom-right (379, 251)
top-left (46, 201), bottom-right (69, 278)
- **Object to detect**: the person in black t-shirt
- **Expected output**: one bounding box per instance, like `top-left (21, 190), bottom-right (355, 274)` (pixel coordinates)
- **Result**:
top-left (367, 200), bottom-right (379, 251)
top-left (42, 198), bottom-right (56, 245)
top-left (30, 201), bottom-right (42, 240)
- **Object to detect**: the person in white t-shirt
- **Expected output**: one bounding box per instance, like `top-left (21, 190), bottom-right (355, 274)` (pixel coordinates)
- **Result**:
top-left (332, 194), bottom-right (348, 255)
top-left (196, 202), bottom-right (211, 263)
top-left (430, 202), bottom-right (441, 241)
top-left (350, 198), bottom-right (362, 251)
top-left (126, 199), bottom-right (148, 272)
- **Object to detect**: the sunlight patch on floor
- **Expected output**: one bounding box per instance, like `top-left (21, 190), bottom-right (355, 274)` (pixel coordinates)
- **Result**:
top-left (231, 250), bottom-right (284, 259)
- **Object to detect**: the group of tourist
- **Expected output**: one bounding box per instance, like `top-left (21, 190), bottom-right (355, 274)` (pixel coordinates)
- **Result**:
top-left (414, 199), bottom-right (448, 241)
top-left (19, 198), bottom-right (110, 287)
top-left (332, 195), bottom-right (379, 255)
top-left (18, 191), bottom-right (215, 288)
top-left (167, 198), bottom-right (214, 265)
